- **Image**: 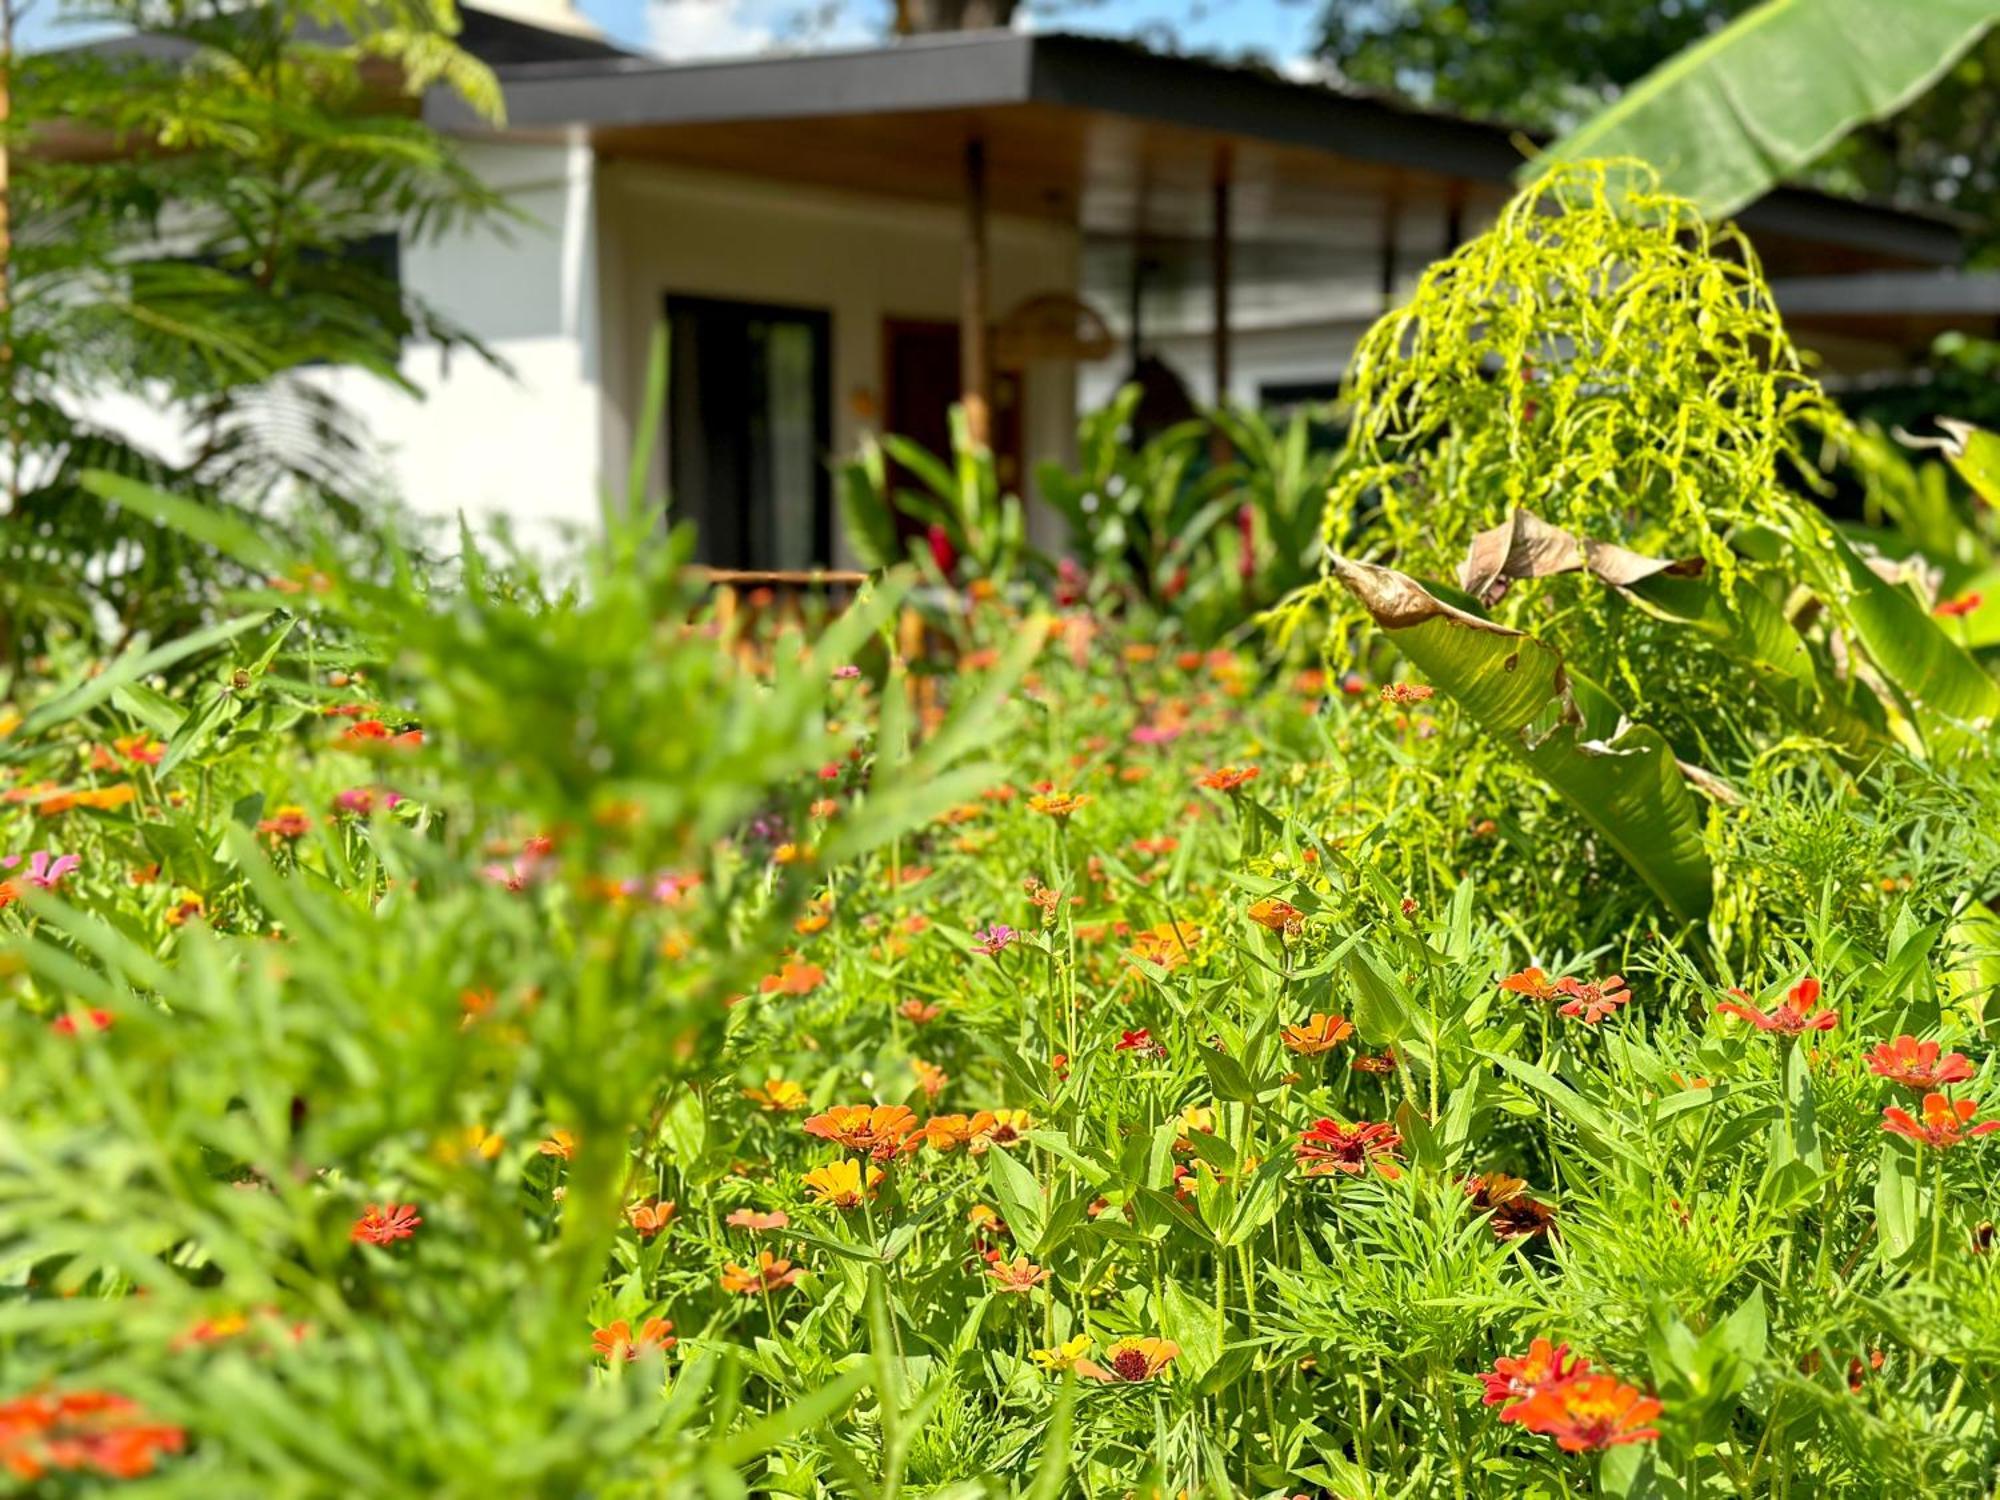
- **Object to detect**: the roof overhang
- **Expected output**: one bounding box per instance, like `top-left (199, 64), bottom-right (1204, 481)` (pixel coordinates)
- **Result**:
top-left (429, 30), bottom-right (1965, 269)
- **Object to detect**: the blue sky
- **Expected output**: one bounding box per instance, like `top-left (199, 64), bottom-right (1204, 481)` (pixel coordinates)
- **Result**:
top-left (625, 0), bottom-right (1317, 66)
top-left (22, 0), bottom-right (1320, 66)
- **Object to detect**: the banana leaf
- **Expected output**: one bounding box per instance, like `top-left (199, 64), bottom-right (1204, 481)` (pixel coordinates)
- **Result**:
top-left (1808, 520), bottom-right (2000, 733)
top-left (1460, 510), bottom-right (1886, 757)
top-left (1332, 555), bottom-right (1714, 925)
top-left (1535, 0), bottom-right (2000, 218)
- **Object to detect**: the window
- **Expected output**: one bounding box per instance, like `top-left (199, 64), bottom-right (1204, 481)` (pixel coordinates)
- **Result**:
top-left (666, 295), bottom-right (833, 571)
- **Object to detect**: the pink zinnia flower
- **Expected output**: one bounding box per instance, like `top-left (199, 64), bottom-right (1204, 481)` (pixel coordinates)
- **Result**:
top-left (972, 924), bottom-right (1018, 957)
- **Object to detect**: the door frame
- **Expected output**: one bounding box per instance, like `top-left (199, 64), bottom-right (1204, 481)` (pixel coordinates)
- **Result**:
top-left (662, 291), bottom-right (835, 570)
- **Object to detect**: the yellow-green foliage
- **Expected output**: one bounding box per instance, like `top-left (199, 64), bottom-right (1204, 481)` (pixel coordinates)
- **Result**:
top-left (1327, 160), bottom-right (1838, 584)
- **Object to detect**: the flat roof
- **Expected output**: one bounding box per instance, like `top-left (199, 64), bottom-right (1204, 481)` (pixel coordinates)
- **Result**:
top-left (429, 29), bottom-right (1964, 267)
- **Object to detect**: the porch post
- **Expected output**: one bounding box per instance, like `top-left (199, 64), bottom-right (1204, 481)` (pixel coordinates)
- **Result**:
top-left (1378, 174), bottom-right (1403, 311)
top-left (1209, 152), bottom-right (1233, 464)
top-left (960, 134), bottom-right (992, 448)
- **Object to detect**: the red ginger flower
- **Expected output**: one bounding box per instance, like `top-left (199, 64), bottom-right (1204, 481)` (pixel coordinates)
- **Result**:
top-left (1296, 1117), bottom-right (1401, 1179)
top-left (1480, 1338), bottom-right (1589, 1414)
top-left (351, 1203), bottom-right (421, 1245)
top-left (1716, 976), bottom-right (1836, 1034)
top-left (1507, 1373), bottom-right (1663, 1453)
top-left (1866, 1035), bottom-right (1975, 1091)
top-left (1882, 1091), bottom-right (2000, 1150)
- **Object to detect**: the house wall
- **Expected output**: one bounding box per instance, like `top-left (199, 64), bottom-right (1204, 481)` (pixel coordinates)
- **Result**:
top-left (332, 134), bottom-right (606, 550)
top-left (593, 158), bottom-right (1084, 564)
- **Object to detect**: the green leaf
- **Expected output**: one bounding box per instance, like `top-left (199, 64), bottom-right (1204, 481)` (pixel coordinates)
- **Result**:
top-left (1159, 1278), bottom-right (1221, 1382)
top-left (1343, 941), bottom-right (1415, 1046)
top-left (1331, 556), bottom-right (1713, 923)
top-left (1805, 518), bottom-right (2000, 731)
top-left (10, 612), bottom-right (272, 746)
top-left (1534, 0), bottom-right (2000, 218)
top-left (987, 1147), bottom-right (1047, 1254)
top-left (1875, 1143), bottom-right (1918, 1261)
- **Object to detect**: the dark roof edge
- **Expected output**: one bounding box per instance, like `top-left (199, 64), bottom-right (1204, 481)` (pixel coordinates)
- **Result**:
top-left (429, 30), bottom-right (1962, 266)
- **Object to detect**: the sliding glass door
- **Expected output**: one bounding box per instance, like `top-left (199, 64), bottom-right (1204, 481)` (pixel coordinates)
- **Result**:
top-left (666, 295), bottom-right (832, 570)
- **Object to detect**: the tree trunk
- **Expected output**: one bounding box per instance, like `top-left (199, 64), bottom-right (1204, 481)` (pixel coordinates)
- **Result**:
top-left (897, 0), bottom-right (1020, 34)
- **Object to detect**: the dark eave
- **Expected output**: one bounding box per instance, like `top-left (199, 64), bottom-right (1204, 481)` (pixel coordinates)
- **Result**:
top-left (428, 30), bottom-right (1963, 268)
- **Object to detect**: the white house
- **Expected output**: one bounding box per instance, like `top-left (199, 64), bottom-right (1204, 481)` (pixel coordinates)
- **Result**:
top-left (73, 2), bottom-right (1990, 566)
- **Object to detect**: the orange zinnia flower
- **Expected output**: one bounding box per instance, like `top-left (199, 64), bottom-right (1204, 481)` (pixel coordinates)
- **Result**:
top-left (987, 1256), bottom-right (1049, 1293)
top-left (970, 1109), bottom-right (1033, 1148)
top-left (111, 734), bottom-right (165, 766)
top-left (802, 1159), bottom-right (884, 1209)
top-left (1247, 897), bottom-right (1303, 934)
top-left (899, 998), bottom-right (942, 1023)
top-left (537, 1129), bottom-right (577, 1160)
top-left (803, 1104), bottom-right (918, 1159)
top-left (1282, 1013), bottom-right (1355, 1056)
top-left (1196, 765), bottom-right (1259, 793)
top-left (1507, 1374), bottom-right (1662, 1452)
top-left (1716, 976), bottom-right (1836, 1034)
top-left (1027, 791), bottom-right (1091, 818)
top-left (1296, 1118), bottom-right (1401, 1179)
top-left (1882, 1092), bottom-right (2000, 1150)
top-left (745, 1079), bottom-right (808, 1112)
top-left (1866, 1035), bottom-right (1975, 1091)
top-left (1077, 1336), bottom-right (1179, 1383)
top-left (1126, 921), bottom-right (1202, 972)
top-left (720, 1251), bottom-right (803, 1295)
top-left (350, 1203), bottom-right (421, 1246)
top-left (257, 805), bottom-right (313, 839)
top-left (626, 1199), bottom-right (677, 1238)
top-left (724, 1209), bottom-right (790, 1232)
top-left (759, 960), bottom-right (825, 996)
top-left (592, 1317), bottom-right (676, 1361)
top-left (1498, 967), bottom-right (1560, 1003)
top-left (910, 1114), bottom-right (980, 1153)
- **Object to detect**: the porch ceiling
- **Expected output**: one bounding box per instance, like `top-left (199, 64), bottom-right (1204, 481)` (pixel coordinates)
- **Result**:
top-left (438, 31), bottom-right (1966, 279)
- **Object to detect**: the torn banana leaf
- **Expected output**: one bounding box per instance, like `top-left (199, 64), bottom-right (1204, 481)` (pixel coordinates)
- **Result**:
top-left (1460, 510), bottom-right (1885, 757)
top-left (1332, 555), bottom-right (1714, 925)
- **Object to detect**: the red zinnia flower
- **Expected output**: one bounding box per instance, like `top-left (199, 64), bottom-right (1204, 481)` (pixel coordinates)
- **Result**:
top-left (350, 1203), bottom-right (421, 1245)
top-left (1296, 1118), bottom-right (1401, 1179)
top-left (1115, 1028), bottom-right (1167, 1059)
top-left (1882, 1091), bottom-right (2000, 1150)
top-left (1866, 1035), bottom-right (1975, 1091)
top-left (1480, 1338), bottom-right (1589, 1414)
top-left (1507, 1373), bottom-right (1663, 1452)
top-left (50, 1009), bottom-right (114, 1035)
top-left (1196, 765), bottom-right (1260, 793)
top-left (0, 1390), bottom-right (186, 1480)
top-left (1716, 976), bottom-right (1836, 1035)
top-left (1556, 974), bottom-right (1630, 1025)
